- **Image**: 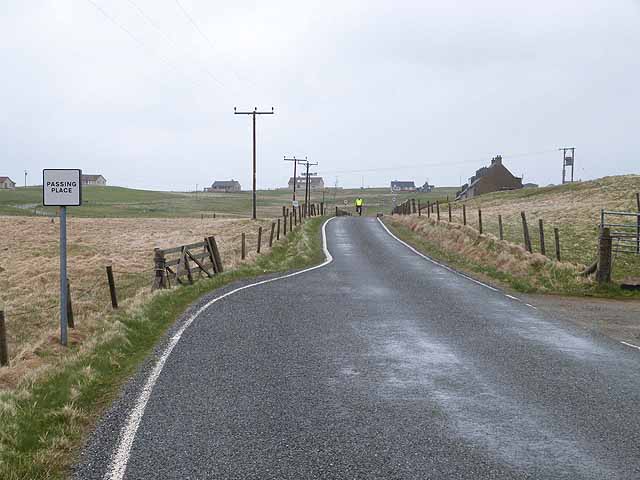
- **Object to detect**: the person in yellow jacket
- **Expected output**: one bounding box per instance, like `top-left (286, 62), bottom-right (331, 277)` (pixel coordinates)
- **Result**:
top-left (355, 197), bottom-right (364, 216)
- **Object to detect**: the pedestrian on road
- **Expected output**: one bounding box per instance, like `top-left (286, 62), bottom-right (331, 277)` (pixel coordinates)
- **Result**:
top-left (355, 197), bottom-right (364, 216)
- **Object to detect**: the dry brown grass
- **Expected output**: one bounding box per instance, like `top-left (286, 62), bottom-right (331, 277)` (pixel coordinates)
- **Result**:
top-left (428, 175), bottom-right (640, 280)
top-left (389, 215), bottom-right (587, 293)
top-left (0, 216), bottom-right (274, 390)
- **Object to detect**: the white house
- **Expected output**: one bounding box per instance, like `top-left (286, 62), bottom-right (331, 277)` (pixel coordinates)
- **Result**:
top-left (0, 177), bottom-right (16, 190)
top-left (81, 174), bottom-right (107, 186)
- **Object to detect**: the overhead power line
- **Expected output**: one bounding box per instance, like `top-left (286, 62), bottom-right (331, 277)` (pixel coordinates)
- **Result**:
top-left (85, 0), bottom-right (209, 90)
top-left (126, 0), bottom-right (226, 88)
top-left (319, 148), bottom-right (559, 176)
top-left (174, 0), bottom-right (258, 88)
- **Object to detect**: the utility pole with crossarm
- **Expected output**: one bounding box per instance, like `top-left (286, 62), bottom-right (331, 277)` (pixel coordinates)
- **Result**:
top-left (284, 156), bottom-right (307, 203)
top-left (234, 107), bottom-right (275, 220)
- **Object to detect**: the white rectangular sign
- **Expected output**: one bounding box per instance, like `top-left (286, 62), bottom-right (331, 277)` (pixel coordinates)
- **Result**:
top-left (43, 169), bottom-right (82, 206)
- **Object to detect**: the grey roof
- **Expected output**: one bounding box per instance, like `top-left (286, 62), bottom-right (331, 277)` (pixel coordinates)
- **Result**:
top-left (391, 181), bottom-right (416, 187)
top-left (212, 180), bottom-right (240, 187)
top-left (82, 174), bottom-right (105, 181)
top-left (0, 176), bottom-right (15, 182)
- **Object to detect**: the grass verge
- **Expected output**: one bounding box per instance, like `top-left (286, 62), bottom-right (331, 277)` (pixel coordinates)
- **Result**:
top-left (0, 217), bottom-right (327, 480)
top-left (384, 216), bottom-right (639, 299)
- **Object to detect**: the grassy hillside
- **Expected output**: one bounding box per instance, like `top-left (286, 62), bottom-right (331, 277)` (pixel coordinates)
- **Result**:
top-left (398, 175), bottom-right (640, 285)
top-left (0, 185), bottom-right (458, 219)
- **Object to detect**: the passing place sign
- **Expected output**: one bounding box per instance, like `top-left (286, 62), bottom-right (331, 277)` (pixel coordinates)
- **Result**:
top-left (43, 169), bottom-right (82, 206)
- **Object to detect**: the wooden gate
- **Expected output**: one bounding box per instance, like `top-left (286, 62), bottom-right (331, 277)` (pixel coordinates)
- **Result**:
top-left (152, 236), bottom-right (224, 290)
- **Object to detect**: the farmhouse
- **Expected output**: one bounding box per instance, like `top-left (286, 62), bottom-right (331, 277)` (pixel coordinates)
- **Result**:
top-left (288, 177), bottom-right (325, 190)
top-left (390, 180), bottom-right (416, 192)
top-left (82, 174), bottom-right (107, 186)
top-left (456, 155), bottom-right (522, 200)
top-left (206, 180), bottom-right (242, 192)
top-left (0, 176), bottom-right (16, 189)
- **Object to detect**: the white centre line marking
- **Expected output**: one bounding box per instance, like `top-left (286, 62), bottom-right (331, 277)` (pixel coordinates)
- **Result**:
top-left (105, 218), bottom-right (336, 480)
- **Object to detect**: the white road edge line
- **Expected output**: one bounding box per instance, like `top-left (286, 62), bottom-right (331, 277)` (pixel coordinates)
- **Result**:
top-left (104, 217), bottom-right (336, 480)
top-left (620, 341), bottom-right (640, 351)
top-left (376, 218), bottom-right (499, 292)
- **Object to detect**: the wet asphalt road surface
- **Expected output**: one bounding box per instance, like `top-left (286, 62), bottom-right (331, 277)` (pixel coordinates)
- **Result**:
top-left (76, 217), bottom-right (640, 479)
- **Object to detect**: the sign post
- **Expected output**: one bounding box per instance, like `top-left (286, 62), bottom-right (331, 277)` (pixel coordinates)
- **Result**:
top-left (43, 169), bottom-right (82, 346)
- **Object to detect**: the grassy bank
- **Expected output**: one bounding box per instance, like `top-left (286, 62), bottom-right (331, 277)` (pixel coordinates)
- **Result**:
top-left (439, 175), bottom-right (640, 282)
top-left (0, 217), bottom-right (327, 480)
top-left (385, 215), bottom-right (638, 299)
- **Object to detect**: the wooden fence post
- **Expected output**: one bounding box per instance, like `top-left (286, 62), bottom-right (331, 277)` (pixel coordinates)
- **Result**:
top-left (335, 206), bottom-right (339, 217)
top-left (448, 203), bottom-right (452, 222)
top-left (67, 279), bottom-right (74, 328)
top-left (106, 266), bottom-right (118, 309)
top-left (554, 228), bottom-right (561, 261)
top-left (498, 215), bottom-right (504, 240)
top-left (289, 212), bottom-right (293, 232)
top-left (0, 310), bottom-right (8, 367)
top-left (463, 204), bottom-right (467, 225)
top-left (257, 226), bottom-right (263, 253)
top-left (411, 198), bottom-right (416, 214)
top-left (436, 201), bottom-right (440, 221)
top-left (539, 219), bottom-right (546, 256)
top-left (283, 215), bottom-right (288, 236)
top-left (152, 248), bottom-right (167, 290)
top-left (241, 233), bottom-right (246, 260)
top-left (596, 227), bottom-right (612, 284)
top-left (276, 218), bottom-right (281, 240)
top-left (269, 222), bottom-right (275, 247)
top-left (478, 209), bottom-right (483, 234)
top-left (182, 247), bottom-right (194, 284)
top-left (294, 207), bottom-right (298, 226)
top-left (427, 201), bottom-right (431, 218)
top-left (418, 200), bottom-right (421, 216)
top-left (282, 205), bottom-right (286, 217)
top-left (521, 211), bottom-right (532, 253)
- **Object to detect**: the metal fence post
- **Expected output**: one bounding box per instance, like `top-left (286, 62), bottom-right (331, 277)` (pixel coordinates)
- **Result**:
top-left (257, 226), bottom-right (263, 253)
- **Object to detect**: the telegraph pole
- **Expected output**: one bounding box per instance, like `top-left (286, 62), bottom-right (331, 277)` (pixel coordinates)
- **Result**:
top-left (559, 147), bottom-right (576, 184)
top-left (234, 107), bottom-right (275, 219)
top-left (284, 156), bottom-right (305, 202)
top-left (298, 159), bottom-right (318, 213)
top-left (24, 170), bottom-right (27, 188)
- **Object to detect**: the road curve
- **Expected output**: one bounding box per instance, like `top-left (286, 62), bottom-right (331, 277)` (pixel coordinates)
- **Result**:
top-left (75, 217), bottom-right (640, 479)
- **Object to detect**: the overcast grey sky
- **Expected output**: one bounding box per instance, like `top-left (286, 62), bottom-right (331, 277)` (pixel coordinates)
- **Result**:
top-left (1, 1), bottom-right (638, 190)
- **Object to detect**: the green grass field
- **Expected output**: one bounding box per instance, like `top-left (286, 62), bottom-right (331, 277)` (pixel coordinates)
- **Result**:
top-left (0, 185), bottom-right (459, 219)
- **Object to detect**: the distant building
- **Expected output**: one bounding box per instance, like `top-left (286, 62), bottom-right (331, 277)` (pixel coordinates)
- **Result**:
top-left (82, 174), bottom-right (107, 186)
top-left (456, 156), bottom-right (522, 200)
top-left (0, 177), bottom-right (16, 190)
top-left (390, 180), bottom-right (416, 192)
top-left (288, 177), bottom-right (325, 190)
top-left (417, 181), bottom-right (434, 193)
top-left (523, 183), bottom-right (539, 189)
top-left (206, 180), bottom-right (242, 192)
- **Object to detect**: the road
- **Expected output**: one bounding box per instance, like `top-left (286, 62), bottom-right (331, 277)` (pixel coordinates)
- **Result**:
top-left (76, 217), bottom-right (640, 479)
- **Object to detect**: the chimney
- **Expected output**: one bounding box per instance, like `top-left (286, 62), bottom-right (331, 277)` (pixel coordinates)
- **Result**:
top-left (491, 155), bottom-right (502, 166)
